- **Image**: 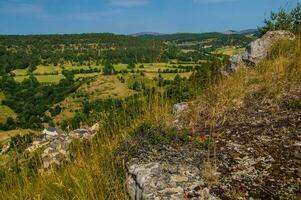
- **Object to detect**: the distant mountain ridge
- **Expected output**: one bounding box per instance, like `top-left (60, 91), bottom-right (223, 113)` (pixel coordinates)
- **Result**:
top-left (131, 29), bottom-right (258, 38)
top-left (223, 29), bottom-right (258, 35)
top-left (131, 32), bottom-right (163, 37)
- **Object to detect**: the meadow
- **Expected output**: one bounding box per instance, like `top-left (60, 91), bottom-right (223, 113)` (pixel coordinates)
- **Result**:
top-left (213, 47), bottom-right (245, 56)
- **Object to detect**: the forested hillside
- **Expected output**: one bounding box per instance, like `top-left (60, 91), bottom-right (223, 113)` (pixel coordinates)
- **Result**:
top-left (0, 33), bottom-right (164, 72)
top-left (0, 31), bottom-right (247, 131)
top-left (0, 2), bottom-right (300, 200)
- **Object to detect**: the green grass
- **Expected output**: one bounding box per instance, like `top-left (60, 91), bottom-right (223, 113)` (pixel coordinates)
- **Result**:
top-left (33, 65), bottom-right (61, 75)
top-left (12, 68), bottom-right (28, 76)
top-left (14, 75), bottom-right (29, 82)
top-left (0, 91), bottom-right (5, 103)
top-left (14, 75), bottom-right (65, 84)
top-left (35, 75), bottom-right (65, 83)
top-left (145, 72), bottom-right (192, 80)
top-left (213, 47), bottom-right (245, 56)
top-left (64, 65), bottom-right (102, 71)
top-left (0, 105), bottom-right (17, 124)
top-left (0, 129), bottom-right (34, 143)
top-left (113, 64), bottom-right (128, 71)
top-left (74, 72), bottom-right (100, 79)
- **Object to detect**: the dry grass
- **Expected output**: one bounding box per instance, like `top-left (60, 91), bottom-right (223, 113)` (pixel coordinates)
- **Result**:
top-left (202, 161), bottom-right (220, 186)
top-left (14, 74), bottom-right (65, 84)
top-left (0, 129), bottom-right (34, 143)
top-left (33, 65), bottom-right (61, 75)
top-left (188, 37), bottom-right (301, 130)
top-left (213, 47), bottom-right (245, 56)
top-left (0, 94), bottom-right (172, 200)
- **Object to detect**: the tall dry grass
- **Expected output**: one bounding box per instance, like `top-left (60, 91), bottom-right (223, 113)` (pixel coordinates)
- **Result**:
top-left (189, 36), bottom-right (301, 130)
top-left (1, 35), bottom-right (301, 200)
top-left (0, 94), bottom-right (172, 200)
top-left (186, 36), bottom-right (301, 179)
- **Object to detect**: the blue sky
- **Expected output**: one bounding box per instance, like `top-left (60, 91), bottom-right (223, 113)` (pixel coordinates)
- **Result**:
top-left (0, 0), bottom-right (299, 35)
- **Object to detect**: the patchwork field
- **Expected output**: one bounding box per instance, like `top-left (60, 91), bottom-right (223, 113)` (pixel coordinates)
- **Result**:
top-left (12, 68), bottom-right (28, 76)
top-left (213, 47), bottom-right (245, 56)
top-left (8, 62), bottom-right (197, 125)
top-left (33, 65), bottom-right (61, 75)
top-left (14, 74), bottom-right (65, 84)
top-left (145, 72), bottom-right (192, 80)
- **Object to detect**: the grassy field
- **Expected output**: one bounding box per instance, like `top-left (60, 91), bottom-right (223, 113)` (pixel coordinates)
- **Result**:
top-left (14, 74), bottom-right (65, 84)
top-left (213, 47), bottom-right (245, 56)
top-left (74, 72), bottom-right (100, 79)
top-left (0, 105), bottom-right (17, 124)
top-left (144, 72), bottom-right (192, 80)
top-left (64, 65), bottom-right (102, 71)
top-left (34, 65), bottom-right (61, 75)
top-left (0, 92), bottom-right (16, 124)
top-left (12, 68), bottom-right (28, 76)
top-left (10, 62), bottom-right (196, 129)
top-left (113, 64), bottom-right (128, 71)
top-left (0, 129), bottom-right (34, 143)
top-left (54, 74), bottom-right (135, 122)
top-left (0, 91), bottom-right (5, 103)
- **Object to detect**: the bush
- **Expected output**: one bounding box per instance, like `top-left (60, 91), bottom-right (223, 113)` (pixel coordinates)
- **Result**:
top-left (259, 3), bottom-right (301, 35)
top-left (103, 64), bottom-right (116, 75)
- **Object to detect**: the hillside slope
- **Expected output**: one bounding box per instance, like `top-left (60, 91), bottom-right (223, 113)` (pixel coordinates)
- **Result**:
top-left (188, 34), bottom-right (301, 199)
top-left (124, 35), bottom-right (301, 199)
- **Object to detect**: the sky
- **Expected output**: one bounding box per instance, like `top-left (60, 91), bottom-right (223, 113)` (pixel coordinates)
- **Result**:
top-left (0, 0), bottom-right (299, 35)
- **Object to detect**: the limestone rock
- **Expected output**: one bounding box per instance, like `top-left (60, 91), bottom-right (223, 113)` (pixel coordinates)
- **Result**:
top-left (173, 102), bottom-right (189, 130)
top-left (228, 30), bottom-right (295, 72)
top-left (173, 103), bottom-right (189, 116)
top-left (126, 162), bottom-right (219, 200)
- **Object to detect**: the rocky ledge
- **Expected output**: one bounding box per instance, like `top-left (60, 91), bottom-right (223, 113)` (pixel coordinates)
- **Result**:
top-left (119, 123), bottom-right (220, 200)
top-left (228, 30), bottom-right (295, 72)
top-left (123, 30), bottom-right (300, 200)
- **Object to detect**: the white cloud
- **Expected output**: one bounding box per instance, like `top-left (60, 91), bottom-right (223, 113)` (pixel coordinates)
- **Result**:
top-left (108, 0), bottom-right (149, 7)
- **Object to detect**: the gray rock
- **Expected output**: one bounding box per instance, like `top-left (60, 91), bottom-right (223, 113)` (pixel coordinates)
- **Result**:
top-left (173, 102), bottom-right (189, 130)
top-left (229, 54), bottom-right (244, 72)
top-left (228, 30), bottom-right (295, 72)
top-left (173, 103), bottom-right (189, 116)
top-left (126, 161), bottom-right (219, 200)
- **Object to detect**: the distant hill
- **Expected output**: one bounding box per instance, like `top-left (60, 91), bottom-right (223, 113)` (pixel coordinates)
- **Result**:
top-left (223, 30), bottom-right (238, 35)
top-left (136, 30), bottom-right (259, 41)
top-left (223, 29), bottom-right (258, 35)
top-left (238, 29), bottom-right (258, 34)
top-left (136, 32), bottom-right (224, 41)
top-left (131, 32), bottom-right (163, 37)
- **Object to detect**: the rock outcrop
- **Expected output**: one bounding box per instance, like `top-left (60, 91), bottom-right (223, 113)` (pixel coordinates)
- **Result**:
top-left (228, 30), bottom-right (295, 71)
top-left (173, 102), bottom-right (189, 130)
top-left (124, 30), bottom-right (300, 199)
top-left (127, 162), bottom-right (218, 200)
top-left (121, 122), bottom-right (219, 200)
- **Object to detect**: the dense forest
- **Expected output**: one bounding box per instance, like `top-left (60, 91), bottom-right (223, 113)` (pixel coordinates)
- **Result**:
top-left (137, 31), bottom-right (257, 47)
top-left (0, 32), bottom-right (254, 74)
top-left (0, 33), bottom-right (164, 72)
top-left (0, 31), bottom-right (245, 131)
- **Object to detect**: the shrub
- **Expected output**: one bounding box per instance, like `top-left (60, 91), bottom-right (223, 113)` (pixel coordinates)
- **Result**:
top-left (259, 3), bottom-right (301, 35)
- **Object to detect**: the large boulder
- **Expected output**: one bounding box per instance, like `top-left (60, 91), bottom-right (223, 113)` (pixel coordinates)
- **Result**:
top-left (228, 30), bottom-right (295, 72)
top-left (127, 162), bottom-right (218, 200)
